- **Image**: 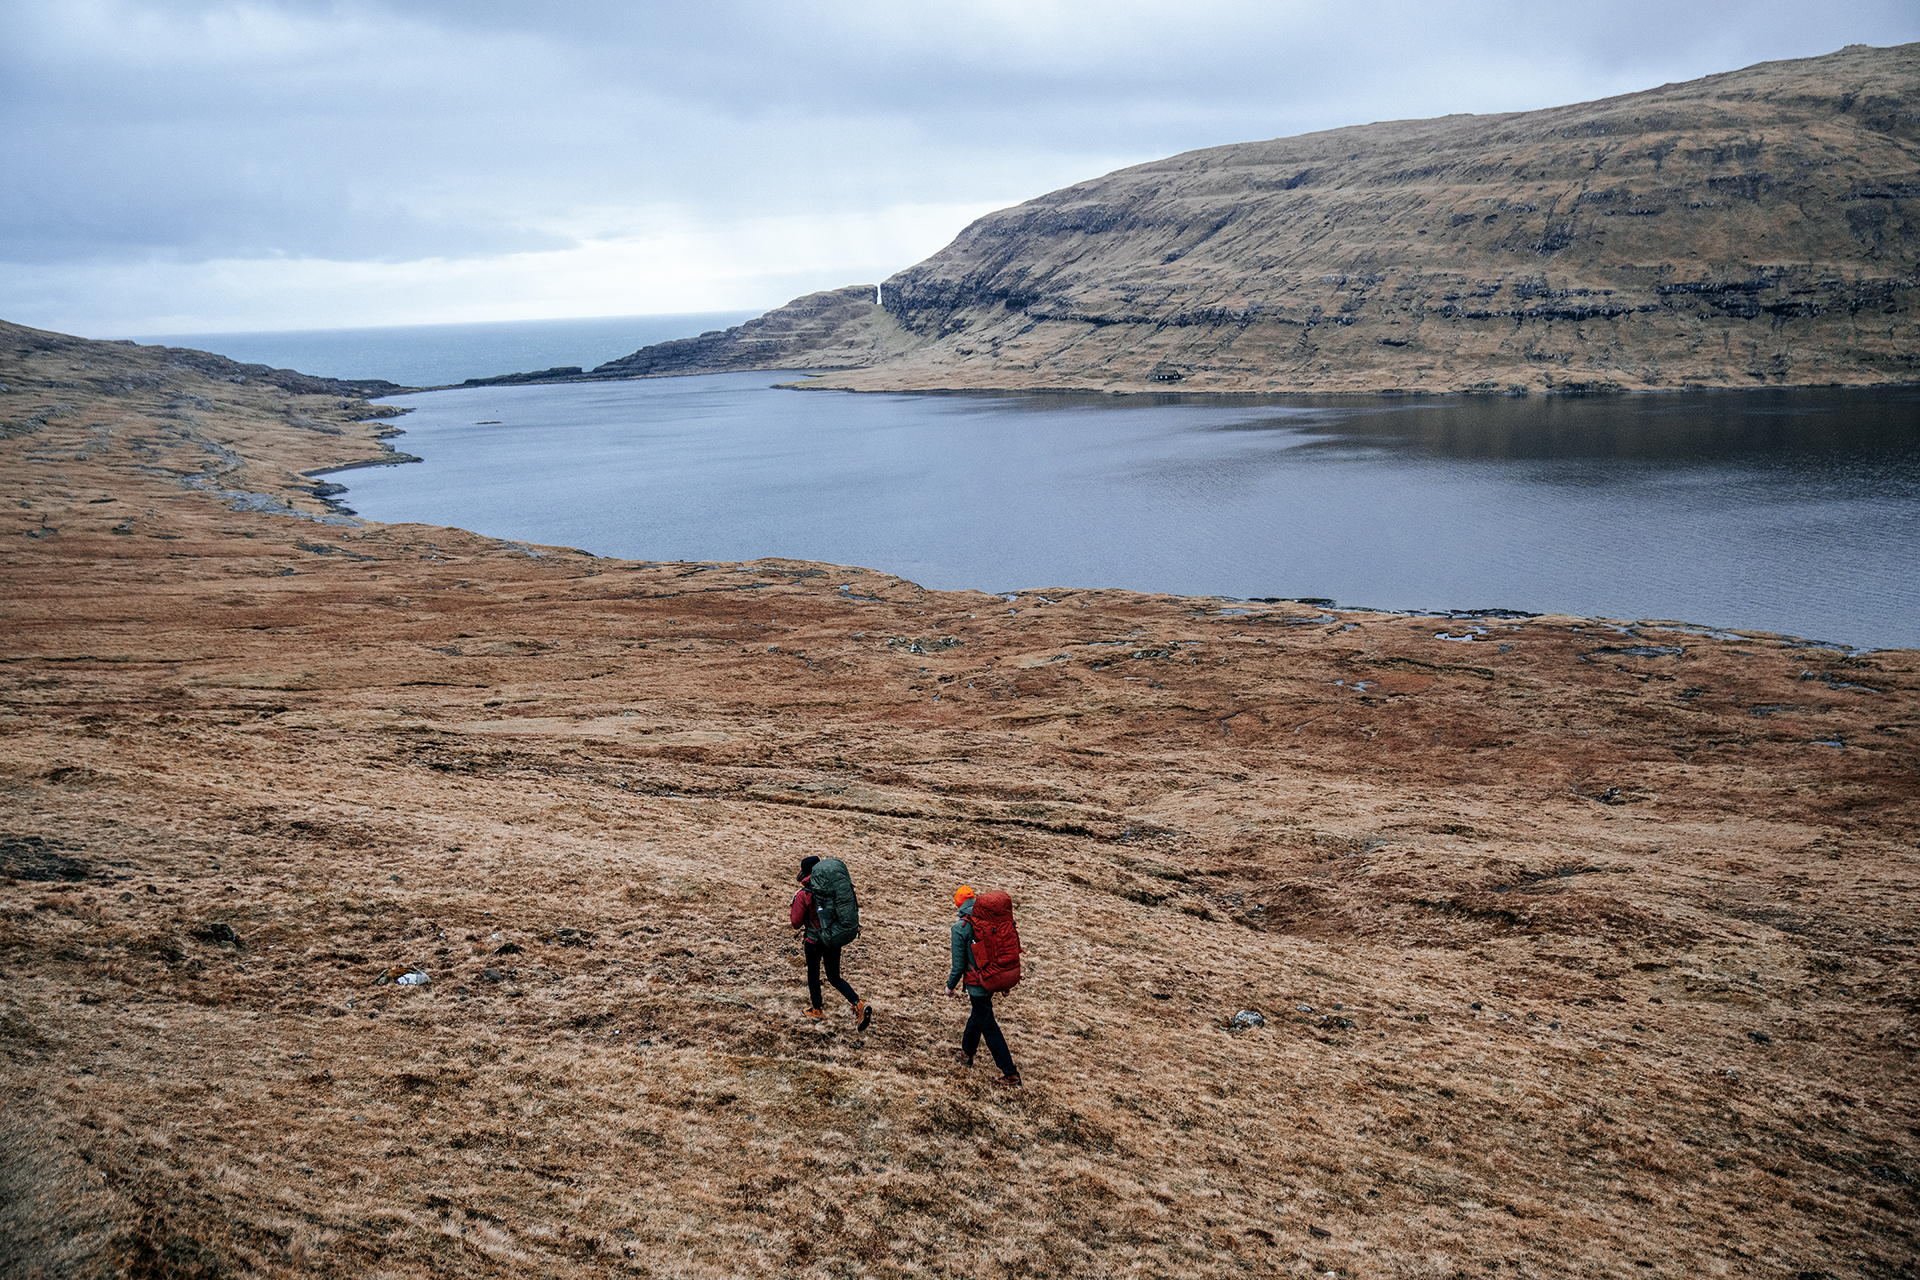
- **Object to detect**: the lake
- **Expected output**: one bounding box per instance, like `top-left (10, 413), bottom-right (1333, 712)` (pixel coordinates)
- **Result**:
top-left (334, 375), bottom-right (1920, 651)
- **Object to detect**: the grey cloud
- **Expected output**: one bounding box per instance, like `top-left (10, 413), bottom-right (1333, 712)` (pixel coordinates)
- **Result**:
top-left (304, 0), bottom-right (1920, 127)
top-left (1, 0), bottom-right (1915, 274)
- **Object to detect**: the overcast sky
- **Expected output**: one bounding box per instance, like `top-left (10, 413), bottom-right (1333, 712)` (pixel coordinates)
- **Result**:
top-left (2, 0), bottom-right (1914, 337)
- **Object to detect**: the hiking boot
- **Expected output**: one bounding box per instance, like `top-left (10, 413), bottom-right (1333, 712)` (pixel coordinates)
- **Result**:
top-left (804, 1007), bottom-right (826, 1021)
top-left (950, 1049), bottom-right (974, 1067)
top-left (993, 1073), bottom-right (1022, 1088)
top-left (854, 1001), bottom-right (872, 1031)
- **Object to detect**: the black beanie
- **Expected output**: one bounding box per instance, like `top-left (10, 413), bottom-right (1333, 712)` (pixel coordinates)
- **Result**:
top-left (798, 855), bottom-right (820, 883)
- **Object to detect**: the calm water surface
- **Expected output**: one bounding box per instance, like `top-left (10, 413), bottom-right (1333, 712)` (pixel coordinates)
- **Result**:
top-left (337, 376), bottom-right (1920, 650)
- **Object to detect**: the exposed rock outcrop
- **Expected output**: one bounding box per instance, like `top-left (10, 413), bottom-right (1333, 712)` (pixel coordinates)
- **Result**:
top-left (609, 42), bottom-right (1920, 394)
top-left (461, 364), bottom-right (584, 387)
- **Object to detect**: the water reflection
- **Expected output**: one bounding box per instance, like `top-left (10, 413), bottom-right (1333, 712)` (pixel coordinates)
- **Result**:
top-left (342, 379), bottom-right (1920, 650)
top-left (1290, 388), bottom-right (1920, 463)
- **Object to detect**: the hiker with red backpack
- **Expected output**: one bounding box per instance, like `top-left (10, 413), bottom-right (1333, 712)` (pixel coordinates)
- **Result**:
top-left (791, 855), bottom-right (872, 1030)
top-left (946, 885), bottom-right (1021, 1087)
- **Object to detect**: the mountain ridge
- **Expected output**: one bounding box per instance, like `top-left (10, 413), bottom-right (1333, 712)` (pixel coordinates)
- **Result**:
top-left (595, 41), bottom-right (1920, 394)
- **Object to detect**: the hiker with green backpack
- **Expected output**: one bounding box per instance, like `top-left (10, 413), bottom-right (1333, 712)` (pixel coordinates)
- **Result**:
top-left (946, 885), bottom-right (1021, 1087)
top-left (791, 855), bottom-right (871, 1030)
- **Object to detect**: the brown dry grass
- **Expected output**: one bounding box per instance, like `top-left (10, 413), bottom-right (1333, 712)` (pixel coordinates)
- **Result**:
top-left (1, 320), bottom-right (1916, 1278)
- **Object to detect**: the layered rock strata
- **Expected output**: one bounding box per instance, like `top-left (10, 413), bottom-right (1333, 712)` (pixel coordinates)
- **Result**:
top-left (603, 42), bottom-right (1920, 394)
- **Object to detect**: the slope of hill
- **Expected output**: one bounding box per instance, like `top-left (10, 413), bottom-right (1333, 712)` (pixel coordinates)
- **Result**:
top-left (588, 285), bottom-right (918, 381)
top-left (3, 314), bottom-right (1918, 1277)
top-left (599, 42), bottom-right (1919, 394)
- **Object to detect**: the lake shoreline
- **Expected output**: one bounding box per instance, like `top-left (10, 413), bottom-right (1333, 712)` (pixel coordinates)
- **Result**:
top-left (383, 365), bottom-right (1920, 398)
top-left (344, 372), bottom-right (1920, 653)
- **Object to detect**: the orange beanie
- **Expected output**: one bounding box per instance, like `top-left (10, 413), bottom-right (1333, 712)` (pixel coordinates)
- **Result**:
top-left (954, 884), bottom-right (975, 907)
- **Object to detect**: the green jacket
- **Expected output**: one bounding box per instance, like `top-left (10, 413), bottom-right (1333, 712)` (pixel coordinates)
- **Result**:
top-left (947, 901), bottom-right (986, 997)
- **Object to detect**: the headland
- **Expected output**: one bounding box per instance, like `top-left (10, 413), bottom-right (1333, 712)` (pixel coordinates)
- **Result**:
top-left (570, 43), bottom-right (1920, 398)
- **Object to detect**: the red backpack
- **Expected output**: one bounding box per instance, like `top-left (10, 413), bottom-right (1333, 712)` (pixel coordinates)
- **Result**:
top-left (964, 890), bottom-right (1022, 993)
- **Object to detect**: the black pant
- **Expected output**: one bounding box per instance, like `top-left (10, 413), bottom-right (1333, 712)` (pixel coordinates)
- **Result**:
top-left (805, 939), bottom-right (859, 1009)
top-left (964, 992), bottom-right (1016, 1076)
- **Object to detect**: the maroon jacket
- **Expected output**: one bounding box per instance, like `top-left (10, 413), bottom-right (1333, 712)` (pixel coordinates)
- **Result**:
top-left (790, 882), bottom-right (818, 942)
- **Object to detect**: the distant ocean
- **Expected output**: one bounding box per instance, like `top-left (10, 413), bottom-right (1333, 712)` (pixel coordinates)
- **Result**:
top-left (120, 312), bottom-right (760, 388)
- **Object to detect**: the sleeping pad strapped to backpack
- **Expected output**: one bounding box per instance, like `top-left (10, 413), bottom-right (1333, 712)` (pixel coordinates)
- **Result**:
top-left (964, 890), bottom-right (1021, 993)
top-left (808, 857), bottom-right (861, 950)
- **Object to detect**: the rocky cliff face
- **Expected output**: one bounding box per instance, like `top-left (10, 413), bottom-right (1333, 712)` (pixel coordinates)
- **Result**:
top-left (612, 42), bottom-right (1919, 394)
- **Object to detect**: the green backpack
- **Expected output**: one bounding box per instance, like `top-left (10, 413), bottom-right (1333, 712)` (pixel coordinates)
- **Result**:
top-left (808, 857), bottom-right (862, 950)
